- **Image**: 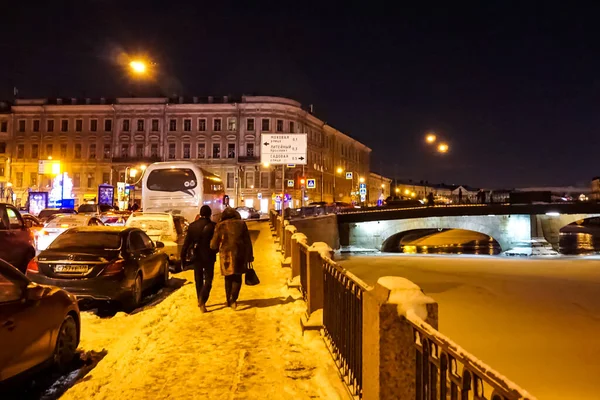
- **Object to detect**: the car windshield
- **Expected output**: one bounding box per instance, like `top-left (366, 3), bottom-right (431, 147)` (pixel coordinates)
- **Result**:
top-left (48, 231), bottom-right (122, 250)
top-left (128, 219), bottom-right (170, 232)
top-left (46, 216), bottom-right (87, 228)
top-left (78, 204), bottom-right (97, 213)
top-left (38, 209), bottom-right (59, 219)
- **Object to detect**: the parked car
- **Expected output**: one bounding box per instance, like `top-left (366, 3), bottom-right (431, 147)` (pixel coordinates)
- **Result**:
top-left (27, 227), bottom-right (169, 310)
top-left (37, 215), bottom-right (105, 252)
top-left (20, 214), bottom-right (43, 229)
top-left (125, 213), bottom-right (185, 266)
top-left (235, 207), bottom-right (261, 220)
top-left (0, 203), bottom-right (36, 273)
top-left (0, 258), bottom-right (80, 382)
top-left (77, 203), bottom-right (114, 216)
top-left (99, 211), bottom-right (131, 226)
top-left (37, 208), bottom-right (77, 224)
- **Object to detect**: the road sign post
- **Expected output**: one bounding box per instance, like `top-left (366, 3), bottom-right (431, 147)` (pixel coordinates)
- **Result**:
top-left (261, 134), bottom-right (308, 165)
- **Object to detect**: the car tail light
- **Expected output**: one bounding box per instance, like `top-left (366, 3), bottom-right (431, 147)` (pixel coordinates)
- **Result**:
top-left (102, 259), bottom-right (125, 276)
top-left (27, 259), bottom-right (39, 273)
top-left (39, 229), bottom-right (49, 236)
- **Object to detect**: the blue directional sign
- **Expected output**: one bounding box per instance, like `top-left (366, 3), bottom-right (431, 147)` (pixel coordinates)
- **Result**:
top-left (359, 183), bottom-right (367, 189)
top-left (307, 179), bottom-right (316, 189)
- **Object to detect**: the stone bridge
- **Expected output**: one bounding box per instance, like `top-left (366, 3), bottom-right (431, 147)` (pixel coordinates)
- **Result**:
top-left (336, 203), bottom-right (600, 251)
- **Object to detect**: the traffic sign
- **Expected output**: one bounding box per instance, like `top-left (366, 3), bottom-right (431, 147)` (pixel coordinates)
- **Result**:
top-left (257, 193), bottom-right (262, 199)
top-left (287, 179), bottom-right (294, 188)
top-left (260, 134), bottom-right (307, 165)
top-left (307, 179), bottom-right (316, 189)
top-left (359, 183), bottom-right (366, 189)
top-left (345, 172), bottom-right (353, 180)
top-left (359, 188), bottom-right (367, 195)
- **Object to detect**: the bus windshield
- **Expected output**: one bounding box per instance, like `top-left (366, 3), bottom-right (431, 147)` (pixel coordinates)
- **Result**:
top-left (146, 168), bottom-right (197, 196)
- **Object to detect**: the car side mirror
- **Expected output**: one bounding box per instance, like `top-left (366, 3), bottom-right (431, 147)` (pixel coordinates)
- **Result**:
top-left (155, 241), bottom-right (165, 249)
top-left (26, 283), bottom-right (45, 301)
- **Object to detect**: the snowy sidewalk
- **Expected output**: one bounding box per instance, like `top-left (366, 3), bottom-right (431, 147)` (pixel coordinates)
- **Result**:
top-left (62, 221), bottom-right (346, 400)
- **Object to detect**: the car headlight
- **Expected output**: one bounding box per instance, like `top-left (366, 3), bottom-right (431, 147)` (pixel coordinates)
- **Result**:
top-left (239, 210), bottom-right (249, 219)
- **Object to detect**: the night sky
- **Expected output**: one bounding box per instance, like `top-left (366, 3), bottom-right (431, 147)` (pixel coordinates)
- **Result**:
top-left (1, 2), bottom-right (599, 188)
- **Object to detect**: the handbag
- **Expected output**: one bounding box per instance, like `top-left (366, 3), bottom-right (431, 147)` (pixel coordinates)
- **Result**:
top-left (245, 263), bottom-right (260, 286)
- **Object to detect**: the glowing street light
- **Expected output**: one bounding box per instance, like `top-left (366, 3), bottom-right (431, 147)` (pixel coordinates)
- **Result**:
top-left (140, 165), bottom-right (147, 171)
top-left (263, 162), bottom-right (270, 168)
top-left (336, 167), bottom-right (343, 174)
top-left (359, 177), bottom-right (365, 183)
top-left (129, 60), bottom-right (147, 75)
top-left (437, 143), bottom-right (449, 153)
top-left (404, 189), bottom-right (410, 195)
top-left (426, 133), bottom-right (437, 144)
top-left (395, 188), bottom-right (400, 194)
top-left (129, 168), bottom-right (138, 178)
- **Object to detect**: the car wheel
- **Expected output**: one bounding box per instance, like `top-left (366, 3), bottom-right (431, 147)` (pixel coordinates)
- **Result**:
top-left (126, 274), bottom-right (143, 311)
top-left (159, 261), bottom-right (169, 288)
top-left (53, 315), bottom-right (78, 370)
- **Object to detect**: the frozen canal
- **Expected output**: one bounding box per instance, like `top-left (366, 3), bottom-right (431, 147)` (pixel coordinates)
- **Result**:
top-left (338, 253), bottom-right (600, 400)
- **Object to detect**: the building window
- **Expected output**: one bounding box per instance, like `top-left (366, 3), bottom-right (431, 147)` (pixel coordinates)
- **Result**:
top-left (31, 144), bottom-right (38, 159)
top-left (136, 143), bottom-right (144, 158)
top-left (0, 166), bottom-right (3, 176)
top-left (183, 143), bottom-right (191, 159)
top-left (276, 119), bottom-right (283, 132)
top-left (73, 173), bottom-right (81, 188)
top-left (227, 143), bottom-right (236, 158)
top-left (18, 120), bottom-right (25, 132)
top-left (261, 172), bottom-right (269, 189)
top-left (60, 144), bottom-right (67, 158)
top-left (122, 119), bottom-right (130, 131)
top-left (104, 119), bottom-right (112, 131)
top-left (137, 119), bottom-right (144, 131)
top-left (246, 118), bottom-right (255, 131)
top-left (102, 172), bottom-right (110, 184)
top-left (103, 144), bottom-right (111, 159)
top-left (198, 118), bottom-right (206, 131)
top-left (76, 119), bottom-right (83, 132)
top-left (120, 144), bottom-right (128, 158)
top-left (197, 143), bottom-right (206, 159)
top-left (151, 119), bottom-right (159, 131)
top-left (47, 120), bottom-right (55, 132)
top-left (16, 144), bottom-right (24, 159)
top-left (227, 172), bottom-right (235, 189)
top-left (61, 120), bottom-right (68, 132)
top-left (85, 173), bottom-right (94, 188)
top-left (0, 121), bottom-right (7, 132)
top-left (74, 144), bottom-right (82, 159)
top-left (0, 143), bottom-right (4, 154)
top-left (228, 118), bottom-right (237, 131)
top-left (90, 119), bottom-right (98, 132)
top-left (46, 144), bottom-right (53, 158)
top-left (212, 143), bottom-right (221, 158)
top-left (261, 118), bottom-right (270, 131)
top-left (247, 143), bottom-right (254, 157)
top-left (30, 172), bottom-right (37, 187)
top-left (184, 119), bottom-right (191, 132)
top-left (168, 143), bottom-right (176, 159)
top-left (89, 144), bottom-right (96, 159)
top-left (150, 143), bottom-right (158, 158)
top-left (290, 121), bottom-right (295, 133)
top-left (169, 119), bottom-right (177, 131)
top-left (33, 120), bottom-right (40, 132)
top-left (213, 118), bottom-right (222, 132)
top-left (245, 171), bottom-right (254, 188)
top-left (16, 172), bottom-right (23, 188)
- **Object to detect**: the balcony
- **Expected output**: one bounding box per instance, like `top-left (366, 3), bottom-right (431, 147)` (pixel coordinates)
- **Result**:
top-left (111, 155), bottom-right (163, 164)
top-left (238, 155), bottom-right (260, 163)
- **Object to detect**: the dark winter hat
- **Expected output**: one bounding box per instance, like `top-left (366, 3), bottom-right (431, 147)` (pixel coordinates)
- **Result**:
top-left (200, 205), bottom-right (212, 218)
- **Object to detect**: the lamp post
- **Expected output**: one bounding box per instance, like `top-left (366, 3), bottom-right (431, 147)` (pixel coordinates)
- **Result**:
top-left (335, 167), bottom-right (343, 202)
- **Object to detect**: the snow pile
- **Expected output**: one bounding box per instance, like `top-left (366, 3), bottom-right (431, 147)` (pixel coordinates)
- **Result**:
top-left (291, 232), bottom-right (308, 243)
top-left (61, 222), bottom-right (347, 400)
top-left (377, 276), bottom-right (435, 321)
top-left (285, 224), bottom-right (297, 234)
top-left (310, 242), bottom-right (332, 260)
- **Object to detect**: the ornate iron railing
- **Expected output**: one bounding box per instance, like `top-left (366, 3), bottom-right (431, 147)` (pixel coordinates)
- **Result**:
top-left (322, 258), bottom-right (369, 398)
top-left (408, 312), bottom-right (533, 400)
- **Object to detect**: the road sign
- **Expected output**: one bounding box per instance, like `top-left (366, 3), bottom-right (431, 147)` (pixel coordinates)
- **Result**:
top-left (307, 179), bottom-right (316, 189)
top-left (359, 188), bottom-right (367, 195)
top-left (360, 194), bottom-right (366, 202)
top-left (287, 179), bottom-right (294, 188)
top-left (260, 134), bottom-right (307, 165)
top-left (287, 164), bottom-right (296, 168)
top-left (257, 193), bottom-right (262, 199)
top-left (345, 172), bottom-right (353, 180)
top-left (38, 159), bottom-right (61, 175)
top-left (359, 183), bottom-right (366, 189)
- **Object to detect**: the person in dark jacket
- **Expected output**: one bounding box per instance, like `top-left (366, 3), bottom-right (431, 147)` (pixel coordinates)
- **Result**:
top-left (210, 207), bottom-right (254, 310)
top-left (181, 205), bottom-right (217, 313)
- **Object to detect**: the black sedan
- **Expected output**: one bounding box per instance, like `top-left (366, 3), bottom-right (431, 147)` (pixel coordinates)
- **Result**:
top-left (26, 227), bottom-right (169, 311)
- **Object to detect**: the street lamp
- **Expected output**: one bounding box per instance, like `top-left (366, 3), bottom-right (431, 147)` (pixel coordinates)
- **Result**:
top-left (359, 177), bottom-right (365, 183)
top-left (426, 133), bottom-right (437, 144)
top-left (437, 143), bottom-right (449, 153)
top-left (336, 167), bottom-right (343, 174)
top-left (263, 162), bottom-right (270, 168)
top-left (129, 60), bottom-right (147, 75)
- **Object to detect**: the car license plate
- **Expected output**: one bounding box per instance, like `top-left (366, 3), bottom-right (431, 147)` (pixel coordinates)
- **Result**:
top-left (54, 264), bottom-right (89, 273)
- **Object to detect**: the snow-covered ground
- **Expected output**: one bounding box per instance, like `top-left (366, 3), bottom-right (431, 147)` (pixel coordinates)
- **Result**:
top-left (338, 253), bottom-right (600, 400)
top-left (7, 221), bottom-right (346, 400)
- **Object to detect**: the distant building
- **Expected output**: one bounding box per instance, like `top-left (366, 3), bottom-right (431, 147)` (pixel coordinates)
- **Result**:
top-left (367, 172), bottom-right (392, 205)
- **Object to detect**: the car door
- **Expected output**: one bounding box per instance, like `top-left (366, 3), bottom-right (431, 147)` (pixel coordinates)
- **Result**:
top-left (139, 231), bottom-right (162, 280)
top-left (0, 205), bottom-right (14, 265)
top-left (127, 231), bottom-right (153, 288)
top-left (0, 268), bottom-right (53, 381)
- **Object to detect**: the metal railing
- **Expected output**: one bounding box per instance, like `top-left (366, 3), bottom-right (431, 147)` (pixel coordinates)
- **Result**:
top-left (409, 312), bottom-right (533, 400)
top-left (322, 257), bottom-right (369, 398)
top-left (298, 242), bottom-right (308, 300)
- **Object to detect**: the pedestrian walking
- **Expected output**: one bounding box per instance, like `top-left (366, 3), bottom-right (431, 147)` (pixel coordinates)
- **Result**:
top-left (181, 205), bottom-right (217, 313)
top-left (427, 192), bottom-right (435, 207)
top-left (210, 207), bottom-right (254, 311)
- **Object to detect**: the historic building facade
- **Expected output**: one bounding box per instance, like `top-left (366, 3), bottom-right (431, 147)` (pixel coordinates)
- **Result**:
top-left (1, 95), bottom-right (371, 211)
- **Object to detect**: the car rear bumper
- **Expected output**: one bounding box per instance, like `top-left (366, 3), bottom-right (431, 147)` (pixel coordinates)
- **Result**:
top-left (27, 273), bottom-right (132, 302)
